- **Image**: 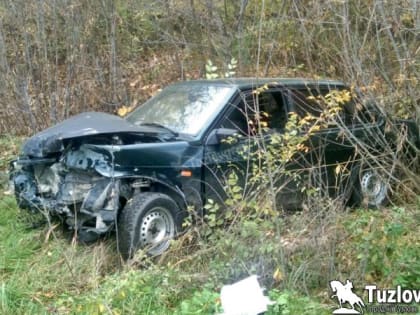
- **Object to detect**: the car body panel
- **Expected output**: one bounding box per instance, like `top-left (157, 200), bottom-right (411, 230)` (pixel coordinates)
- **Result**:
top-left (22, 112), bottom-right (166, 157)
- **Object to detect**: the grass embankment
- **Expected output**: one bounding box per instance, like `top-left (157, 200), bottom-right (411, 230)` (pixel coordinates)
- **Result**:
top-left (0, 191), bottom-right (418, 314)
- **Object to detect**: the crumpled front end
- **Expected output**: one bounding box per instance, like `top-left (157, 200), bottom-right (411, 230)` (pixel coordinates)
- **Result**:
top-left (11, 144), bottom-right (125, 241)
top-left (10, 108), bottom-right (199, 245)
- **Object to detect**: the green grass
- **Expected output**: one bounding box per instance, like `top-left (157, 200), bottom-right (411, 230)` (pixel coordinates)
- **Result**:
top-left (0, 195), bottom-right (119, 314)
top-left (0, 191), bottom-right (418, 314)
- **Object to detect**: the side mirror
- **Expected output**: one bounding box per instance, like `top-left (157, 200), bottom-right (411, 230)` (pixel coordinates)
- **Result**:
top-left (206, 128), bottom-right (238, 145)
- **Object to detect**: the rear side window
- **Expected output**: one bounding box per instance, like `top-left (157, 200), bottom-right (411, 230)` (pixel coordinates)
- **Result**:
top-left (290, 87), bottom-right (361, 126)
top-left (351, 97), bottom-right (379, 125)
top-left (290, 88), bottom-right (324, 118)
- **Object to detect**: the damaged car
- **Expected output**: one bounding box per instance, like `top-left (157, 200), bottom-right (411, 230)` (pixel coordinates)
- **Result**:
top-left (9, 78), bottom-right (419, 259)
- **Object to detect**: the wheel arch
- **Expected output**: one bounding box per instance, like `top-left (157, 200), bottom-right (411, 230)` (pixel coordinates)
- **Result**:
top-left (150, 181), bottom-right (188, 222)
top-left (117, 175), bottom-right (188, 221)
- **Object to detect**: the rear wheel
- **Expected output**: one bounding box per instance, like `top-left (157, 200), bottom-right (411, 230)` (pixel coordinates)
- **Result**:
top-left (351, 167), bottom-right (389, 208)
top-left (117, 192), bottom-right (181, 259)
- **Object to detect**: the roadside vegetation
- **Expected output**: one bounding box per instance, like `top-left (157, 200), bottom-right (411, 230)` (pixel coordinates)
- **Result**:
top-left (0, 186), bottom-right (418, 314)
top-left (1, 133), bottom-right (419, 314)
top-left (0, 0), bottom-right (418, 314)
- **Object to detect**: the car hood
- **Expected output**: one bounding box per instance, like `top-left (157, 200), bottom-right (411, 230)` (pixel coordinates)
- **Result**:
top-left (22, 112), bottom-right (149, 157)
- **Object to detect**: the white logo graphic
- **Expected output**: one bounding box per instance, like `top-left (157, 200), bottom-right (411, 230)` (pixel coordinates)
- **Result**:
top-left (330, 280), bottom-right (366, 314)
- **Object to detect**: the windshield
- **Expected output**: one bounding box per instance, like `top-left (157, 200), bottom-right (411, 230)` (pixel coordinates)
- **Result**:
top-left (126, 84), bottom-right (236, 136)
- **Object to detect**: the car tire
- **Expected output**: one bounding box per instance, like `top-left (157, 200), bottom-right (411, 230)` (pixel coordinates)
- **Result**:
top-left (117, 192), bottom-right (181, 259)
top-left (351, 166), bottom-right (390, 209)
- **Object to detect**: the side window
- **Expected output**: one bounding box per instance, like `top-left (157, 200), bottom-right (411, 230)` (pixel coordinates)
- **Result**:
top-left (219, 102), bottom-right (250, 135)
top-left (333, 88), bottom-right (377, 126)
top-left (350, 95), bottom-right (379, 125)
top-left (290, 88), bottom-right (323, 118)
top-left (291, 87), bottom-right (366, 127)
top-left (219, 89), bottom-right (288, 135)
top-left (243, 90), bottom-right (288, 132)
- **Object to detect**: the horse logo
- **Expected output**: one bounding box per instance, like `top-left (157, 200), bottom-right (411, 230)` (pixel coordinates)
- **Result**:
top-left (329, 280), bottom-right (365, 314)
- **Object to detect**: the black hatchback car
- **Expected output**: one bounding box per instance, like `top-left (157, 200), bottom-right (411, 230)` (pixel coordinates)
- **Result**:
top-left (11, 78), bottom-right (415, 258)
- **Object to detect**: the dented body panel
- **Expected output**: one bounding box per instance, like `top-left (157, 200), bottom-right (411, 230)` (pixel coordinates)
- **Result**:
top-left (22, 112), bottom-right (146, 157)
top-left (11, 109), bottom-right (205, 240)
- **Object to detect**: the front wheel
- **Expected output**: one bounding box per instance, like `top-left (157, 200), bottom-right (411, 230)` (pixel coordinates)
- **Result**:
top-left (117, 192), bottom-right (181, 259)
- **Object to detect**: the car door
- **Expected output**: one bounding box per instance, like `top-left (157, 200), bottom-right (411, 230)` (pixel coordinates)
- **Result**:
top-left (202, 92), bottom-right (253, 207)
top-left (202, 87), bottom-right (297, 210)
top-left (288, 86), bottom-right (358, 200)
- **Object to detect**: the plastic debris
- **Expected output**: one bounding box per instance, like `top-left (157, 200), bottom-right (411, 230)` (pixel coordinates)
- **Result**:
top-left (219, 275), bottom-right (274, 315)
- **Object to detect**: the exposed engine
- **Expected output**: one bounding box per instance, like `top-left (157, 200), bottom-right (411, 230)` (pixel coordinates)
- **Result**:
top-left (11, 142), bottom-right (129, 241)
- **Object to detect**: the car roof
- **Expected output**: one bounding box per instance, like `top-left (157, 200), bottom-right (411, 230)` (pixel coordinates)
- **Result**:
top-left (170, 77), bottom-right (346, 90)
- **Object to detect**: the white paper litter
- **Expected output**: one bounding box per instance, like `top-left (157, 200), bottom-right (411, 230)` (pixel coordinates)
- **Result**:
top-left (218, 275), bottom-right (274, 315)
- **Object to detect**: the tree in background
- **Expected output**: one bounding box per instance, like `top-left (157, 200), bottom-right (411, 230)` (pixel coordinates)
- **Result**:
top-left (0, 0), bottom-right (417, 134)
